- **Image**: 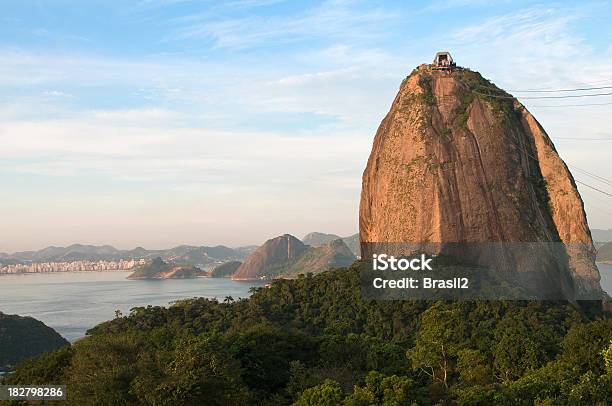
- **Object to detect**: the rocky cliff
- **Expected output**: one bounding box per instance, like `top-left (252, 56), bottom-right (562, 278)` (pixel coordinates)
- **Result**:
top-left (359, 64), bottom-right (603, 300)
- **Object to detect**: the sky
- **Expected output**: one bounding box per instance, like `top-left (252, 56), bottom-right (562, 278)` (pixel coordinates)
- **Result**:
top-left (1, 0), bottom-right (611, 252)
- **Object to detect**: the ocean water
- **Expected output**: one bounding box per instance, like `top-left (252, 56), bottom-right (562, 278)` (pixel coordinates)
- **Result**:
top-left (0, 271), bottom-right (266, 342)
top-left (1, 265), bottom-right (610, 342)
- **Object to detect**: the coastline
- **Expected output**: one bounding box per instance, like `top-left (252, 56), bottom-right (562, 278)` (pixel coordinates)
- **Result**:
top-left (0, 269), bottom-right (132, 276)
top-left (0, 272), bottom-right (266, 342)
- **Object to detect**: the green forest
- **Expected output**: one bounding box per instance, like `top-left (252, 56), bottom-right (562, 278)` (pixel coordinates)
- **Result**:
top-left (6, 262), bottom-right (612, 405)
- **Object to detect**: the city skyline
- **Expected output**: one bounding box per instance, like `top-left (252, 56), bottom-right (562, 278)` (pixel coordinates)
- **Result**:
top-left (1, 0), bottom-right (611, 251)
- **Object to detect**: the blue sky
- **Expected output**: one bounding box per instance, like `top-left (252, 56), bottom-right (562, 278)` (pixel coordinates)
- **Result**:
top-left (1, 0), bottom-right (611, 251)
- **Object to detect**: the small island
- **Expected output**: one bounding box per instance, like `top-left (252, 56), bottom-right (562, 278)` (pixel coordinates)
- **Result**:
top-left (127, 257), bottom-right (204, 280)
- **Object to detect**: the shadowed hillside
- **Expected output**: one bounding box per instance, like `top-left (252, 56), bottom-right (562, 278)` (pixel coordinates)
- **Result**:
top-left (0, 312), bottom-right (68, 370)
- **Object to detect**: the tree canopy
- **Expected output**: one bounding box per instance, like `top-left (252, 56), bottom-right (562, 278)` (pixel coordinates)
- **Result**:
top-left (6, 263), bottom-right (611, 405)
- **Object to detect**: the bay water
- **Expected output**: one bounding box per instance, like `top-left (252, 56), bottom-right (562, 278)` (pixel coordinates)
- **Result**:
top-left (0, 271), bottom-right (266, 341)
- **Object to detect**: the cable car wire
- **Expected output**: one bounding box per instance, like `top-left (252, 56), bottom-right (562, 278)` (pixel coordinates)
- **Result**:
top-left (508, 85), bottom-right (612, 93)
top-left (473, 91), bottom-right (612, 99)
top-left (529, 102), bottom-right (612, 107)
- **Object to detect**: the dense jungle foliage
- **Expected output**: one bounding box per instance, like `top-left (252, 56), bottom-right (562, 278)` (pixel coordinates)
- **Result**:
top-left (6, 262), bottom-right (612, 405)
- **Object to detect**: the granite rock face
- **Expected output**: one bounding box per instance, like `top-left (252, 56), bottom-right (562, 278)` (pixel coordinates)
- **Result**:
top-left (359, 65), bottom-right (603, 300)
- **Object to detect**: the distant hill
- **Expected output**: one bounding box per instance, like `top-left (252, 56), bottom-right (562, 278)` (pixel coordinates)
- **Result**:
top-left (2, 243), bottom-right (246, 267)
top-left (127, 257), bottom-right (203, 280)
top-left (282, 239), bottom-right (356, 278)
top-left (233, 235), bottom-right (356, 280)
top-left (597, 242), bottom-right (612, 262)
top-left (341, 233), bottom-right (360, 257)
top-left (233, 235), bottom-right (309, 280)
top-left (301, 232), bottom-right (360, 257)
top-left (162, 245), bottom-right (238, 265)
top-left (234, 245), bottom-right (259, 257)
top-left (0, 312), bottom-right (68, 369)
top-left (592, 229), bottom-right (612, 243)
top-left (4, 244), bottom-right (123, 262)
top-left (302, 232), bottom-right (342, 247)
top-left (209, 261), bottom-right (242, 278)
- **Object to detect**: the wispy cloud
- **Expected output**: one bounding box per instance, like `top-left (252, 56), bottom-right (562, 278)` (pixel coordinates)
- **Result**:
top-left (224, 0), bottom-right (288, 9)
top-left (423, 0), bottom-right (510, 12)
top-left (0, 99), bottom-right (370, 201)
top-left (174, 0), bottom-right (397, 49)
top-left (0, 107), bottom-right (367, 249)
top-left (1, 0), bottom-right (611, 250)
top-left (92, 108), bottom-right (181, 124)
top-left (444, 5), bottom-right (612, 89)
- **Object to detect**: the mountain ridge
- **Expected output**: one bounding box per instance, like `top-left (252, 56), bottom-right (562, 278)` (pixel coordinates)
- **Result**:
top-left (0, 243), bottom-right (247, 266)
top-left (233, 234), bottom-right (356, 280)
top-left (301, 232), bottom-right (360, 256)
